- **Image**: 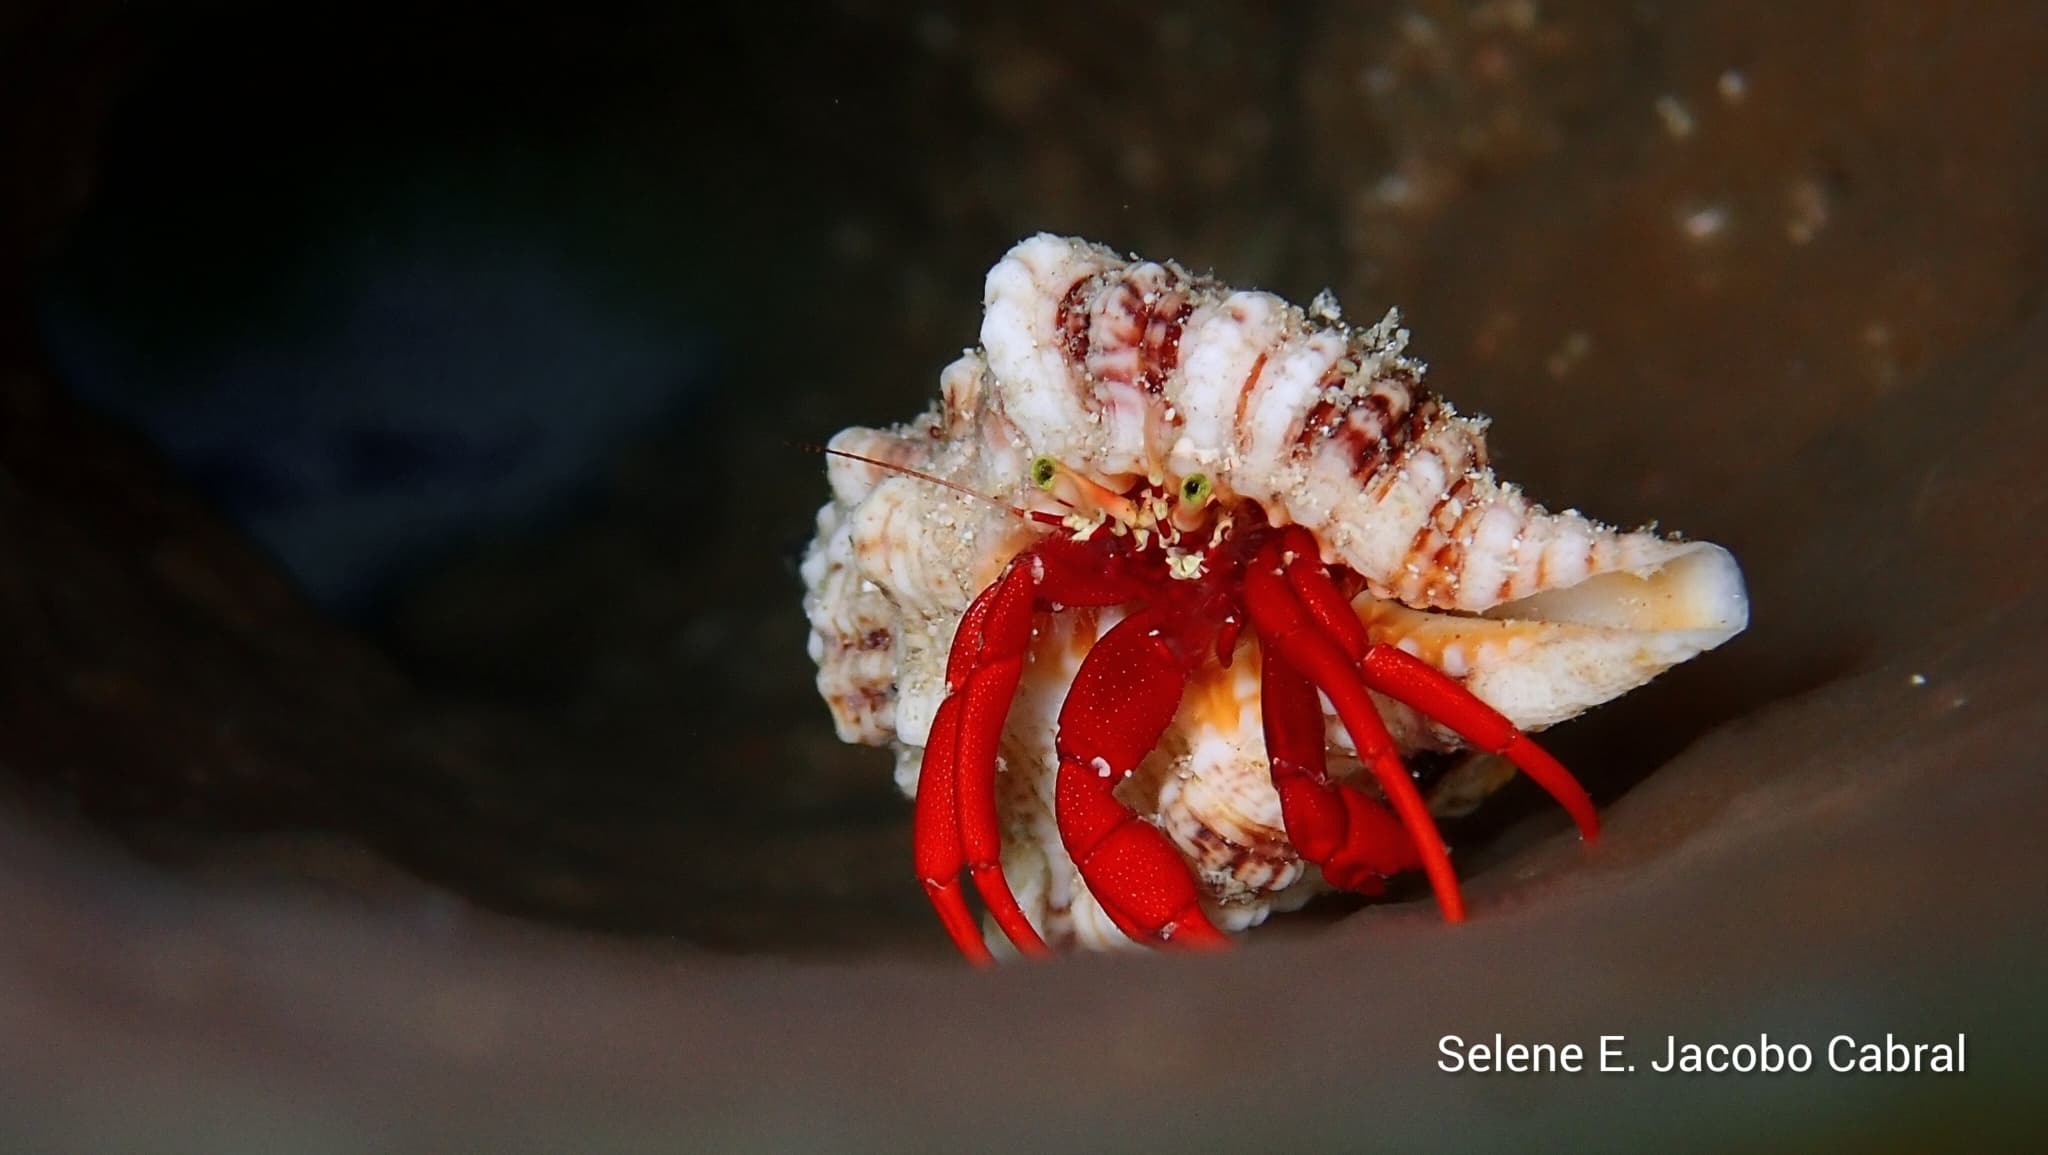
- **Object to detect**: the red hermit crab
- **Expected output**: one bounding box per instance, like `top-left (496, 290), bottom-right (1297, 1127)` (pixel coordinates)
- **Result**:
top-left (803, 235), bottom-right (1748, 963)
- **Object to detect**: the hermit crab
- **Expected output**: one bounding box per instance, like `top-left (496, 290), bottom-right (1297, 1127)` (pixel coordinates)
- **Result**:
top-left (802, 234), bottom-right (1747, 963)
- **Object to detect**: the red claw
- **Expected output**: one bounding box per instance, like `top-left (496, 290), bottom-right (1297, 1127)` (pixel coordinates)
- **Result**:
top-left (914, 518), bottom-right (1597, 963)
top-left (1052, 608), bottom-right (1228, 950)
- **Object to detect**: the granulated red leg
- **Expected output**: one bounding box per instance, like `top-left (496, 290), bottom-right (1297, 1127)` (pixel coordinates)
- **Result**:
top-left (1271, 526), bottom-right (1598, 842)
top-left (913, 558), bottom-right (1049, 964)
top-left (1359, 644), bottom-right (1599, 841)
top-left (1272, 527), bottom-right (1369, 657)
top-left (1244, 542), bottom-right (1466, 922)
top-left (912, 692), bottom-right (987, 963)
top-left (1259, 646), bottom-right (1420, 893)
top-left (1053, 609), bottom-right (1229, 949)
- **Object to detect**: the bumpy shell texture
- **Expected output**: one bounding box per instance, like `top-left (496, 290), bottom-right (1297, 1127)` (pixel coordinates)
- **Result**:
top-left (803, 234), bottom-right (1748, 951)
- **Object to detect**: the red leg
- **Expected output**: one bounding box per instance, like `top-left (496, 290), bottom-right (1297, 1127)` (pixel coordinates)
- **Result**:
top-left (1053, 609), bottom-right (1230, 949)
top-left (1270, 527), bottom-right (1597, 842)
top-left (913, 693), bottom-right (987, 961)
top-left (1272, 527), bottom-right (1369, 657)
top-left (1358, 645), bottom-right (1599, 841)
top-left (1244, 540), bottom-right (1467, 921)
top-left (1259, 645), bottom-right (1421, 893)
top-left (913, 558), bottom-right (1050, 964)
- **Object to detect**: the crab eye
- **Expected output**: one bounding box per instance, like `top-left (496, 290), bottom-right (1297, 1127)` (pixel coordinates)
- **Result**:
top-left (1029, 456), bottom-right (1060, 490)
top-left (1180, 472), bottom-right (1214, 507)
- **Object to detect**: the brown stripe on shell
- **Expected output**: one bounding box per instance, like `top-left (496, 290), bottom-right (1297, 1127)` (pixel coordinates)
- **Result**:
top-left (1291, 359), bottom-right (1442, 485)
top-left (1138, 296), bottom-right (1190, 394)
top-left (1400, 469), bottom-right (1483, 605)
top-left (1176, 816), bottom-right (1299, 893)
top-left (1082, 265), bottom-right (1191, 393)
top-left (1398, 388), bottom-right (1438, 455)
top-left (1299, 397), bottom-right (1342, 444)
top-left (1235, 351), bottom-right (1269, 433)
top-left (1133, 267), bottom-right (1191, 395)
top-left (1358, 404), bottom-right (1452, 521)
top-left (1347, 390), bottom-right (1401, 477)
top-left (1094, 280), bottom-right (1147, 347)
top-left (1427, 540), bottom-right (1465, 604)
top-left (1373, 374), bottom-right (1442, 482)
top-left (1384, 464), bottom-right (1482, 606)
top-left (1442, 473), bottom-right (1490, 602)
top-left (1588, 534), bottom-right (1615, 574)
top-left (827, 683), bottom-right (896, 739)
top-left (1055, 276), bottom-right (1094, 365)
top-left (1288, 363), bottom-right (1352, 462)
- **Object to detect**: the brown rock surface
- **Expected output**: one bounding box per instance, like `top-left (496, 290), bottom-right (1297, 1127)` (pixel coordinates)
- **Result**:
top-left (2, 2), bottom-right (2043, 1150)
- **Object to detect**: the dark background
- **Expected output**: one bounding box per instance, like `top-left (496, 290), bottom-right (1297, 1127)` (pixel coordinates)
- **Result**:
top-left (2, 1), bottom-right (2043, 1149)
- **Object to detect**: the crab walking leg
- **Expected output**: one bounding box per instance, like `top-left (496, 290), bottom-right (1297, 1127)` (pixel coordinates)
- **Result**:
top-left (1053, 609), bottom-right (1230, 949)
top-left (1359, 645), bottom-right (1600, 841)
top-left (912, 695), bottom-right (988, 962)
top-left (1272, 527), bottom-right (1370, 657)
top-left (912, 559), bottom-right (1050, 963)
top-left (1270, 526), bottom-right (1600, 843)
top-left (1259, 646), bottom-right (1422, 893)
top-left (1244, 545), bottom-right (1468, 922)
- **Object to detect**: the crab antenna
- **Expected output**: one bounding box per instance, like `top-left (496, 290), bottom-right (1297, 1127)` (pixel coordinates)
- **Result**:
top-left (803, 442), bottom-right (1048, 523)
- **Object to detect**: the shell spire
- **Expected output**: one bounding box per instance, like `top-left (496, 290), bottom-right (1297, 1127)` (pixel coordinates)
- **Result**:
top-left (977, 233), bottom-right (1746, 640)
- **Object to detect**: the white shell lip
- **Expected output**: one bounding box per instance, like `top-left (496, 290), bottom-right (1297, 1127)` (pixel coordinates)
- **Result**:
top-left (1357, 540), bottom-right (1750, 732)
top-left (1486, 540), bottom-right (1750, 641)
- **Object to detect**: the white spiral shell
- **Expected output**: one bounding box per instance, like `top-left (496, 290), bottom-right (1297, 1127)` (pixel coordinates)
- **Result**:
top-left (803, 235), bottom-right (1749, 950)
